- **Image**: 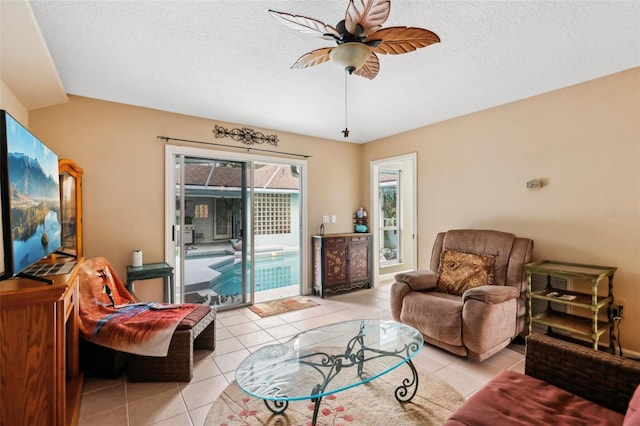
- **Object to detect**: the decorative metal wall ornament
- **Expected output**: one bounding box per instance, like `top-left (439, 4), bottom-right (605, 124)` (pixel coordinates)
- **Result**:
top-left (213, 125), bottom-right (279, 146)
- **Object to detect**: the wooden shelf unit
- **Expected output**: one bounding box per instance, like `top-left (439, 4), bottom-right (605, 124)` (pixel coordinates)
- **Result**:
top-left (525, 260), bottom-right (617, 351)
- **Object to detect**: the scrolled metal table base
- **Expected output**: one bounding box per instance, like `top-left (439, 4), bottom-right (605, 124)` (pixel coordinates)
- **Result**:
top-left (263, 399), bottom-right (288, 415)
top-left (395, 358), bottom-right (419, 403)
top-left (261, 322), bottom-right (420, 425)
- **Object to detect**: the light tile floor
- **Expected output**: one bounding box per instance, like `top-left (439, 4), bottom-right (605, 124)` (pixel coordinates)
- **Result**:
top-left (78, 282), bottom-right (525, 426)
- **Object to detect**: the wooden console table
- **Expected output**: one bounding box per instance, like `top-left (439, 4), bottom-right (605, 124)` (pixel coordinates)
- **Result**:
top-left (0, 258), bottom-right (84, 425)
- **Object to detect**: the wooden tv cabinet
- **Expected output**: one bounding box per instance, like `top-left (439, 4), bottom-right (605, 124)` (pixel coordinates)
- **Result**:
top-left (0, 258), bottom-right (84, 425)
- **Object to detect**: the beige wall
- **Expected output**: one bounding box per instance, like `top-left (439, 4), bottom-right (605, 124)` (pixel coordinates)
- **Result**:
top-left (26, 68), bottom-right (640, 353)
top-left (0, 78), bottom-right (30, 277)
top-left (29, 96), bottom-right (364, 299)
top-left (0, 78), bottom-right (29, 126)
top-left (0, 79), bottom-right (29, 276)
top-left (362, 67), bottom-right (640, 353)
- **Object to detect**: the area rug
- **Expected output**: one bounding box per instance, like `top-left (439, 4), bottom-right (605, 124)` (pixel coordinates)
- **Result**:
top-left (249, 296), bottom-right (320, 318)
top-left (205, 365), bottom-right (465, 425)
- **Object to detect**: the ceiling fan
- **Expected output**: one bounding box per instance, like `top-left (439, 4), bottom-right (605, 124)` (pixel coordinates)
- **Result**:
top-left (269, 0), bottom-right (441, 80)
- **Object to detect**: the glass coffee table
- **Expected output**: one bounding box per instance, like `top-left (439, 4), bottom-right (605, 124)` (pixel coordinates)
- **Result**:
top-left (235, 319), bottom-right (423, 425)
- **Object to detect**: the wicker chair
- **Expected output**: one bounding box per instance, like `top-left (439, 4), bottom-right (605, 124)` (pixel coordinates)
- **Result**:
top-left (78, 257), bottom-right (217, 382)
top-left (525, 333), bottom-right (640, 414)
top-left (127, 305), bottom-right (216, 382)
top-left (445, 334), bottom-right (640, 425)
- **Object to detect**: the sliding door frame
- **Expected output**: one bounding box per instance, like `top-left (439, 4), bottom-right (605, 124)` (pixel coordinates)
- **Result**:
top-left (164, 144), bottom-right (309, 305)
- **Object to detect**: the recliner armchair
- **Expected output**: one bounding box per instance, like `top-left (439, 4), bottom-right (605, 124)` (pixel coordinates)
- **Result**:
top-left (390, 229), bottom-right (533, 361)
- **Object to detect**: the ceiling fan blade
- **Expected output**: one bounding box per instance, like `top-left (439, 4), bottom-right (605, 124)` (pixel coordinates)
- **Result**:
top-left (353, 52), bottom-right (380, 79)
top-left (369, 27), bottom-right (441, 55)
top-left (269, 9), bottom-right (340, 40)
top-left (291, 47), bottom-right (333, 69)
top-left (345, 0), bottom-right (390, 37)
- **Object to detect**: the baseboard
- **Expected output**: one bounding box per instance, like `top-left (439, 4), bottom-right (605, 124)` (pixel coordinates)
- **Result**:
top-left (378, 269), bottom-right (413, 283)
top-left (541, 331), bottom-right (640, 360)
top-left (622, 347), bottom-right (640, 361)
top-left (378, 272), bottom-right (396, 283)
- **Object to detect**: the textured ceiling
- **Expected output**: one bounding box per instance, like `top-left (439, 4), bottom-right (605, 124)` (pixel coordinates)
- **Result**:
top-left (29, 1), bottom-right (640, 143)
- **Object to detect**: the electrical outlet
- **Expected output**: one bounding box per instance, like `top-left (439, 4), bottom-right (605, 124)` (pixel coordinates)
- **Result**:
top-left (612, 304), bottom-right (624, 319)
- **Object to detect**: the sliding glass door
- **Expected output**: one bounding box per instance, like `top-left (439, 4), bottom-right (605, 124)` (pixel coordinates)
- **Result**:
top-left (172, 156), bottom-right (250, 309)
top-left (251, 161), bottom-right (302, 302)
top-left (166, 146), bottom-right (305, 310)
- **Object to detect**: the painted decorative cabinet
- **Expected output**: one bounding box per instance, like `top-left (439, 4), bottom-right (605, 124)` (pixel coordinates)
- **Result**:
top-left (312, 233), bottom-right (372, 298)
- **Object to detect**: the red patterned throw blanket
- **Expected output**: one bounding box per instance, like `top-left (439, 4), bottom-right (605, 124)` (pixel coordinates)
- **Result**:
top-left (78, 257), bottom-right (199, 357)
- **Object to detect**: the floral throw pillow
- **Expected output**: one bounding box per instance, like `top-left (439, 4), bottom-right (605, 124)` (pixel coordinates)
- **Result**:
top-left (436, 250), bottom-right (495, 296)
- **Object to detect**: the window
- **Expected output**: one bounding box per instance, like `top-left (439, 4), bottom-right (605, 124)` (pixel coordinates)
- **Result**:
top-left (194, 204), bottom-right (209, 219)
top-left (379, 169), bottom-right (400, 265)
top-left (254, 193), bottom-right (291, 235)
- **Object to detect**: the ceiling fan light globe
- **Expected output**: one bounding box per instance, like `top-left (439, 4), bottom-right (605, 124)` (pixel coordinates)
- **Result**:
top-left (330, 43), bottom-right (370, 72)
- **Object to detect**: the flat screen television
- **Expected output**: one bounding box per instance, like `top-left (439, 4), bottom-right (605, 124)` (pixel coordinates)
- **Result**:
top-left (0, 110), bottom-right (61, 282)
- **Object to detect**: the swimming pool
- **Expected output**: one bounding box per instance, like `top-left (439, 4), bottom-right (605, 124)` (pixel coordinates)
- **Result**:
top-left (182, 251), bottom-right (300, 300)
top-left (215, 251), bottom-right (300, 296)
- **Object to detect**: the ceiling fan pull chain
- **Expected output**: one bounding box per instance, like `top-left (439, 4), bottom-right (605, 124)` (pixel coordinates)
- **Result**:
top-left (342, 69), bottom-right (350, 138)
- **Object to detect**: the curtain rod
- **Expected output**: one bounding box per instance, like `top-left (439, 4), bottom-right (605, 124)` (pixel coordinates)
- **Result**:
top-left (157, 136), bottom-right (312, 159)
